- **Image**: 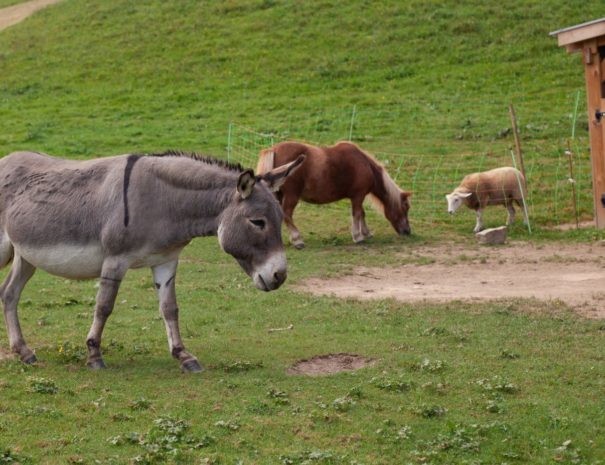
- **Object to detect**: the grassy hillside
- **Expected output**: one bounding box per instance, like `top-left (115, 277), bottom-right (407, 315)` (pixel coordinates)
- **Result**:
top-left (1, 0), bottom-right (602, 231)
top-left (2, 1), bottom-right (605, 464)
top-left (0, 0), bottom-right (597, 155)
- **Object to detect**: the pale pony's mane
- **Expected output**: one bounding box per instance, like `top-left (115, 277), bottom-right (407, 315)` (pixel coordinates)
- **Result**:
top-left (355, 146), bottom-right (405, 213)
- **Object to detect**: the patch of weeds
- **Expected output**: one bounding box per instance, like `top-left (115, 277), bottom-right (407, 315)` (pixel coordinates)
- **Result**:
top-left (21, 406), bottom-right (62, 418)
top-left (28, 377), bottom-right (59, 394)
top-left (267, 387), bottom-right (290, 405)
top-left (1, 448), bottom-right (31, 464)
top-left (376, 421), bottom-right (413, 443)
top-left (246, 400), bottom-right (275, 415)
top-left (421, 381), bottom-right (448, 395)
top-left (332, 396), bottom-right (356, 412)
top-left (412, 403), bottom-right (447, 418)
top-left (553, 439), bottom-right (583, 464)
top-left (279, 449), bottom-right (339, 464)
top-left (414, 357), bottom-right (446, 373)
top-left (214, 419), bottom-right (240, 431)
top-left (109, 416), bottom-right (214, 464)
top-left (347, 386), bottom-right (364, 399)
top-left (370, 375), bottom-right (414, 393)
top-left (108, 432), bottom-right (141, 446)
top-left (548, 414), bottom-right (570, 429)
top-left (485, 399), bottom-right (503, 414)
top-left (422, 326), bottom-right (449, 337)
top-left (476, 376), bottom-right (519, 394)
top-left (111, 412), bottom-right (134, 422)
top-left (57, 341), bottom-right (86, 363)
top-left (412, 422), bottom-right (507, 461)
top-left (499, 349), bottom-right (521, 360)
top-left (129, 398), bottom-right (152, 411)
top-left (216, 360), bottom-right (263, 372)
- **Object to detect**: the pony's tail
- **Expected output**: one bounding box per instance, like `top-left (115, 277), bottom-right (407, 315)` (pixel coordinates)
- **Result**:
top-left (256, 149), bottom-right (275, 175)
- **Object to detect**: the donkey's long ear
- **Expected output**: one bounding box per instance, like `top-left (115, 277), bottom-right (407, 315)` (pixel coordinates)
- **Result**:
top-left (260, 154), bottom-right (305, 192)
top-left (237, 169), bottom-right (256, 199)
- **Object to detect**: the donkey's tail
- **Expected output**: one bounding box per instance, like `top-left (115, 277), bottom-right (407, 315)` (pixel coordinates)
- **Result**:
top-left (256, 149), bottom-right (275, 175)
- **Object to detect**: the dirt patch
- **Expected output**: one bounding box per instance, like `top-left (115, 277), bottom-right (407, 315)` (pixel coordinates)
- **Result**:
top-left (288, 353), bottom-right (376, 376)
top-left (297, 241), bottom-right (605, 319)
top-left (0, 0), bottom-right (63, 32)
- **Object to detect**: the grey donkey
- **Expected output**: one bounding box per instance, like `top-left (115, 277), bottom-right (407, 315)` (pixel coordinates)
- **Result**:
top-left (0, 150), bottom-right (304, 372)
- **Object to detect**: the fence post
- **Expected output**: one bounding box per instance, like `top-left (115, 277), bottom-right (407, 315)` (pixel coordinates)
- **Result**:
top-left (510, 150), bottom-right (531, 234)
top-left (348, 105), bottom-right (357, 141)
top-left (226, 122), bottom-right (233, 162)
top-left (509, 104), bottom-right (527, 184)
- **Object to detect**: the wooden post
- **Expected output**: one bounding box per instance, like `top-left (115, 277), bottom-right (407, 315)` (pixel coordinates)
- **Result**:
top-left (508, 104), bottom-right (527, 183)
top-left (582, 41), bottom-right (605, 228)
top-left (551, 19), bottom-right (605, 229)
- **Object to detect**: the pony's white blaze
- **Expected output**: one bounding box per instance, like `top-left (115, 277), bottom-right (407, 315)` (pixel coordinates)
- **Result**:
top-left (14, 243), bottom-right (104, 279)
top-left (253, 250), bottom-right (287, 291)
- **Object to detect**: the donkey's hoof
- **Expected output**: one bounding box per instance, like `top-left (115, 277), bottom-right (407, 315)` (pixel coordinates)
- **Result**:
top-left (87, 359), bottom-right (107, 370)
top-left (22, 353), bottom-right (37, 365)
top-left (181, 359), bottom-right (204, 373)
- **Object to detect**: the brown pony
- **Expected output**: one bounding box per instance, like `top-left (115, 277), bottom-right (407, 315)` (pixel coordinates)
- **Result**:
top-left (256, 141), bottom-right (412, 248)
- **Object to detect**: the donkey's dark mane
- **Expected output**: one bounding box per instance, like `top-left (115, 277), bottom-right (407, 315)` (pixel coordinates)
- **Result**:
top-left (145, 150), bottom-right (245, 173)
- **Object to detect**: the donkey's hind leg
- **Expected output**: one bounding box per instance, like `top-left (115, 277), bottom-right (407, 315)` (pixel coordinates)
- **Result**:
top-left (1, 253), bottom-right (37, 363)
top-left (153, 260), bottom-right (202, 372)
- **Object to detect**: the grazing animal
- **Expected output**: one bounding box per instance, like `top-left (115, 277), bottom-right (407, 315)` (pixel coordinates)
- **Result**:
top-left (256, 141), bottom-right (412, 248)
top-left (0, 150), bottom-right (304, 371)
top-left (445, 166), bottom-right (528, 233)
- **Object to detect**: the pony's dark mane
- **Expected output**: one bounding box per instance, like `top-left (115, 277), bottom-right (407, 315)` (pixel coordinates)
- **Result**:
top-left (146, 150), bottom-right (245, 173)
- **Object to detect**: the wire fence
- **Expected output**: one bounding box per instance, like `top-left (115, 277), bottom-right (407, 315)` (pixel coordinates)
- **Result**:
top-left (224, 92), bottom-right (593, 232)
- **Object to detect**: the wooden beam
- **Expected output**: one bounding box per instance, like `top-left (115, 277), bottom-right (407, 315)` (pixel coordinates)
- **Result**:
top-left (557, 21), bottom-right (605, 47)
top-left (583, 43), bottom-right (605, 228)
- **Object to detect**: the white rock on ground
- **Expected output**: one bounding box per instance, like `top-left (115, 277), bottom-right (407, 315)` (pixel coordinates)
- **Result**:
top-left (475, 226), bottom-right (508, 245)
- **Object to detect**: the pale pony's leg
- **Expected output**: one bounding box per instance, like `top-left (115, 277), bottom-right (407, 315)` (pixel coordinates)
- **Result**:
top-left (152, 260), bottom-right (202, 372)
top-left (351, 196), bottom-right (368, 243)
top-left (281, 194), bottom-right (304, 249)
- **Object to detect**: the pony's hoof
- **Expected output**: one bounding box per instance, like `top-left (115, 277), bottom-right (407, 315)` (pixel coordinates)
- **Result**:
top-left (181, 359), bottom-right (204, 373)
top-left (22, 353), bottom-right (37, 365)
top-left (87, 359), bottom-right (107, 370)
top-left (293, 242), bottom-right (305, 250)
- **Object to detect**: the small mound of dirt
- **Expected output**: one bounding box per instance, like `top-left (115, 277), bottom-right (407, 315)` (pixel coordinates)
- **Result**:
top-left (288, 353), bottom-right (376, 376)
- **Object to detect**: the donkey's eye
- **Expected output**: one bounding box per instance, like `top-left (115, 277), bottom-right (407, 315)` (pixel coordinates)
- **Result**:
top-left (250, 219), bottom-right (266, 230)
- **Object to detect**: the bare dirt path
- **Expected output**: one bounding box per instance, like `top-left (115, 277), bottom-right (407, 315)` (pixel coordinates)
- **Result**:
top-left (297, 241), bottom-right (605, 319)
top-left (0, 0), bottom-right (62, 32)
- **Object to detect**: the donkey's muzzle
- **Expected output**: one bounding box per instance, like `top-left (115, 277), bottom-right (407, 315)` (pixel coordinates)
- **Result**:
top-left (253, 252), bottom-right (288, 292)
top-left (254, 269), bottom-right (287, 292)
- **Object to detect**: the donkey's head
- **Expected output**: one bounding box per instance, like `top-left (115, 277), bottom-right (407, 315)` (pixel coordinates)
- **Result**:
top-left (218, 156), bottom-right (305, 291)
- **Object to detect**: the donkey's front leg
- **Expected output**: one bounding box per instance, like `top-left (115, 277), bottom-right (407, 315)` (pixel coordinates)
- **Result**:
top-left (86, 259), bottom-right (127, 369)
top-left (152, 260), bottom-right (202, 373)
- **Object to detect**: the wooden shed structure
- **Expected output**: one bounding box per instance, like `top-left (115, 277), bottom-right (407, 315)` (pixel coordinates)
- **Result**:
top-left (551, 18), bottom-right (605, 228)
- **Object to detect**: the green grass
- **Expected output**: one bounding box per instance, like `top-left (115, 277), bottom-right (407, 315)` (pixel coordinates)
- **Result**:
top-left (1, 0), bottom-right (605, 463)
top-left (1, 239), bottom-right (605, 464)
top-left (0, 0), bottom-right (27, 9)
